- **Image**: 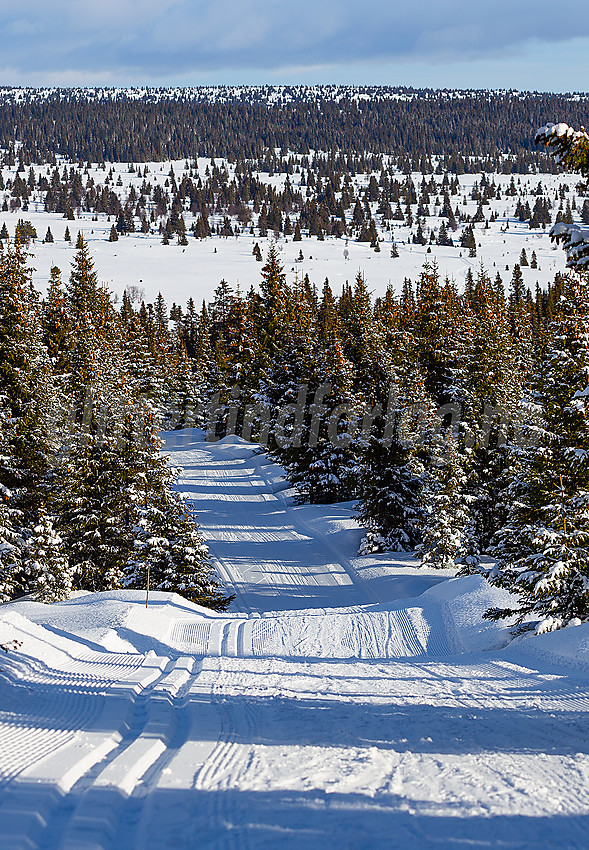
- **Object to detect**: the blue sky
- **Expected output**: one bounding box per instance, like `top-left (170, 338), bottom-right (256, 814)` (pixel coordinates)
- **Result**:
top-left (1, 0), bottom-right (588, 91)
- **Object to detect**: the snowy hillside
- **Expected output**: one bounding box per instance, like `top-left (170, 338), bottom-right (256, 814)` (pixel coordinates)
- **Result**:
top-left (1, 432), bottom-right (589, 849)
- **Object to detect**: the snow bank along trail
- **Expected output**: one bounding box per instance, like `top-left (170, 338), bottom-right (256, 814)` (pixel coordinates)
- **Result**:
top-left (0, 431), bottom-right (589, 849)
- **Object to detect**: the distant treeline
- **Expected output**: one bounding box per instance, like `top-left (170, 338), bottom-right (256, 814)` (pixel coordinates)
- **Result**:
top-left (1, 88), bottom-right (588, 166)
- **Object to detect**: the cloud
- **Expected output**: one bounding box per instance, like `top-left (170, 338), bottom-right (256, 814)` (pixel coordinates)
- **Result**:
top-left (0, 0), bottom-right (587, 84)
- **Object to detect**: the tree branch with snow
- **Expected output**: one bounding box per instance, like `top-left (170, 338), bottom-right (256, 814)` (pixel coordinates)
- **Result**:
top-left (535, 122), bottom-right (589, 270)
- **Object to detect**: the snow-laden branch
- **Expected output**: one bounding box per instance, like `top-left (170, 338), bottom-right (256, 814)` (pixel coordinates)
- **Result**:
top-left (535, 122), bottom-right (589, 270)
top-left (551, 222), bottom-right (589, 269)
top-left (535, 122), bottom-right (589, 174)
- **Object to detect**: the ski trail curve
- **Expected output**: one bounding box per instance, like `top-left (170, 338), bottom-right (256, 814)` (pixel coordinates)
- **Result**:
top-left (170, 434), bottom-right (377, 612)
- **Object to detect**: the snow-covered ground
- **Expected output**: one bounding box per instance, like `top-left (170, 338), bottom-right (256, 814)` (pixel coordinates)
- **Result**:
top-left (1, 156), bottom-right (571, 306)
top-left (1, 431), bottom-right (589, 849)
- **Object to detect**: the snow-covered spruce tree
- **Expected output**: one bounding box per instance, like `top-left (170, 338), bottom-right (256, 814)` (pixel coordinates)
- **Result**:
top-left (357, 366), bottom-right (434, 552)
top-left (52, 237), bottom-right (128, 590)
top-left (0, 494), bottom-right (23, 601)
top-left (453, 264), bottom-right (525, 567)
top-left (507, 263), bottom-right (534, 379)
top-left (148, 293), bottom-right (206, 430)
top-left (303, 338), bottom-right (363, 504)
top-left (298, 270), bottom-right (391, 507)
top-left (166, 349), bottom-right (205, 431)
top-left (62, 234), bottom-right (114, 413)
top-left (0, 243), bottom-right (53, 505)
top-left (406, 261), bottom-right (525, 570)
top-left (411, 261), bottom-right (460, 407)
top-left (119, 295), bottom-right (168, 408)
top-left (123, 413), bottom-right (233, 610)
top-left (273, 277), bottom-right (364, 504)
top-left (26, 512), bottom-right (75, 602)
top-left (338, 271), bottom-right (382, 398)
top-left (222, 286), bottom-right (262, 397)
top-left (205, 278), bottom-right (272, 440)
top-left (256, 243), bottom-right (290, 364)
top-left (487, 273), bottom-right (589, 629)
top-left (0, 406), bottom-right (25, 600)
top-left (278, 339), bottom-right (362, 504)
top-left (403, 261), bottom-right (472, 568)
top-left (57, 408), bottom-right (135, 591)
top-left (415, 432), bottom-right (472, 570)
top-left (188, 301), bottom-right (228, 433)
top-left (235, 242), bottom-right (294, 426)
top-left (535, 123), bottom-right (589, 270)
top-left (260, 274), bottom-right (315, 452)
top-left (41, 266), bottom-right (72, 375)
top-left (48, 239), bottom-right (230, 607)
top-left (0, 242), bottom-right (55, 597)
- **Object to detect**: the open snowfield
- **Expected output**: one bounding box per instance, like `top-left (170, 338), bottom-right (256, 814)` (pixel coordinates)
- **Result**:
top-left (0, 431), bottom-right (589, 849)
top-left (1, 157), bottom-right (570, 306)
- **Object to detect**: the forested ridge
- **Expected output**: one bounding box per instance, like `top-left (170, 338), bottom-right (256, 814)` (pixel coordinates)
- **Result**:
top-left (1, 86), bottom-right (588, 165)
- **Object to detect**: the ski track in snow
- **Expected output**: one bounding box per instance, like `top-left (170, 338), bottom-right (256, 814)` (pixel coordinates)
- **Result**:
top-left (1, 431), bottom-right (589, 848)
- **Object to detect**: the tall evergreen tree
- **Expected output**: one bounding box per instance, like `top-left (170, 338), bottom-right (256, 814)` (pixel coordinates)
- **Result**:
top-left (0, 243), bottom-right (55, 596)
top-left (487, 274), bottom-right (589, 629)
top-left (357, 361), bottom-right (434, 551)
top-left (0, 243), bottom-right (53, 519)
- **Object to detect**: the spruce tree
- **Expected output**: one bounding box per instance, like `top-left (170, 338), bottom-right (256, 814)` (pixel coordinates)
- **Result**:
top-left (416, 434), bottom-right (470, 569)
top-left (42, 266), bottom-right (72, 373)
top-left (0, 408), bottom-right (25, 601)
top-left (535, 123), bottom-right (589, 270)
top-left (357, 361), bottom-right (434, 551)
top-left (0, 244), bottom-right (53, 515)
top-left (279, 279), bottom-right (362, 504)
top-left (0, 243), bottom-right (54, 597)
top-left (256, 243), bottom-right (290, 370)
top-left (26, 513), bottom-right (75, 602)
top-left (488, 273), bottom-right (589, 629)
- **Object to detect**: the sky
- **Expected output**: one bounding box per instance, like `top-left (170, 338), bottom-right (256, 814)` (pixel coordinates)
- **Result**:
top-left (0, 0), bottom-right (588, 92)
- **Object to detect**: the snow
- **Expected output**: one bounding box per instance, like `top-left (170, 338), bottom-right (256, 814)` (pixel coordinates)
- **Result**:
top-left (539, 122), bottom-right (589, 143)
top-left (0, 86), bottom-right (555, 107)
top-left (0, 156), bottom-right (571, 307)
top-left (1, 430), bottom-right (589, 848)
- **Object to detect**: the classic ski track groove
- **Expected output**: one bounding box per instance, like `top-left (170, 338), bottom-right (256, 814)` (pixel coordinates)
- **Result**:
top-left (35, 655), bottom-right (197, 850)
top-left (91, 657), bottom-right (202, 850)
top-left (0, 652), bottom-right (144, 792)
top-left (3, 622), bottom-right (589, 849)
top-left (192, 666), bottom-right (256, 850)
top-left (168, 605), bottom-right (452, 660)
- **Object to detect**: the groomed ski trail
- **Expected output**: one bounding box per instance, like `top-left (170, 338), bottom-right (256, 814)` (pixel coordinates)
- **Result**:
top-left (3, 629), bottom-right (589, 850)
top-left (167, 430), bottom-right (438, 613)
top-left (1, 431), bottom-right (589, 849)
